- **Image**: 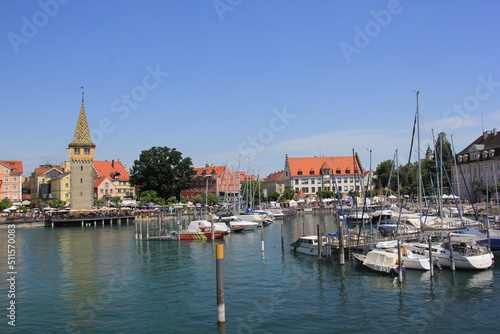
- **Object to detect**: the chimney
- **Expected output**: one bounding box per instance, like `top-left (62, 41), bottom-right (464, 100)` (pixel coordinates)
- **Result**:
top-left (112, 160), bottom-right (115, 168)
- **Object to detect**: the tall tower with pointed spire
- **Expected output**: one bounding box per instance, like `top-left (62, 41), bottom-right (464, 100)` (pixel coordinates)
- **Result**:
top-left (68, 92), bottom-right (95, 210)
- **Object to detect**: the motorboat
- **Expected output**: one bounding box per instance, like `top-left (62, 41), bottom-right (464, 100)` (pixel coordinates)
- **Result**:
top-left (290, 235), bottom-right (328, 256)
top-left (353, 250), bottom-right (404, 275)
top-left (219, 216), bottom-right (259, 231)
top-left (187, 220), bottom-right (231, 233)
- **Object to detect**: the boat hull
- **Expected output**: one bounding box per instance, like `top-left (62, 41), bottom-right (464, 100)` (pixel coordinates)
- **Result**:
top-left (179, 231), bottom-right (227, 240)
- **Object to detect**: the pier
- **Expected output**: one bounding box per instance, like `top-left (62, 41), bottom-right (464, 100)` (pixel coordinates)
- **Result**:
top-left (45, 215), bottom-right (135, 227)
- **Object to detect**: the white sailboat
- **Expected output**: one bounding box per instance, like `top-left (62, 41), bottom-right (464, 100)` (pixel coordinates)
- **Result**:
top-left (405, 233), bottom-right (493, 270)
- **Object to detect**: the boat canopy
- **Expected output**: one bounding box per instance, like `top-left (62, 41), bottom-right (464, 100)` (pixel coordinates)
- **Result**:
top-left (363, 251), bottom-right (398, 273)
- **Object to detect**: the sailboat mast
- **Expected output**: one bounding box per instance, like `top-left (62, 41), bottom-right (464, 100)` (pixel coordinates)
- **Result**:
top-left (416, 91), bottom-right (424, 240)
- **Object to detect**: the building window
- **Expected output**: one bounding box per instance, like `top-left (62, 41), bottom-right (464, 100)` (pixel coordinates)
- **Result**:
top-left (4, 185), bottom-right (9, 191)
top-left (65, 183), bottom-right (69, 188)
top-left (294, 179), bottom-right (299, 185)
top-left (74, 148), bottom-right (80, 155)
top-left (13, 177), bottom-right (17, 182)
top-left (84, 148), bottom-right (90, 155)
top-left (13, 185), bottom-right (17, 191)
top-left (311, 187), bottom-right (316, 193)
top-left (302, 187), bottom-right (309, 193)
top-left (65, 193), bottom-right (69, 198)
top-left (4, 169), bottom-right (8, 174)
top-left (4, 177), bottom-right (8, 182)
top-left (100, 189), bottom-right (104, 194)
top-left (105, 182), bottom-right (109, 188)
top-left (13, 193), bottom-right (17, 199)
top-left (81, 166), bottom-right (83, 171)
top-left (80, 178), bottom-right (83, 183)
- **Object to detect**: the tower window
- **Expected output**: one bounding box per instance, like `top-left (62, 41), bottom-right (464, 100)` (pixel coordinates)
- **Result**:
top-left (84, 148), bottom-right (90, 155)
top-left (74, 148), bottom-right (80, 155)
top-left (81, 166), bottom-right (83, 171)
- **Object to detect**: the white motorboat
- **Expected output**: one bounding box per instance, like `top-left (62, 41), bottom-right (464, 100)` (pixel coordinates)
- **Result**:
top-left (290, 235), bottom-right (328, 256)
top-left (219, 216), bottom-right (259, 231)
top-left (375, 240), bottom-right (430, 270)
top-left (405, 233), bottom-right (493, 270)
top-left (187, 220), bottom-right (231, 233)
top-left (353, 250), bottom-right (404, 275)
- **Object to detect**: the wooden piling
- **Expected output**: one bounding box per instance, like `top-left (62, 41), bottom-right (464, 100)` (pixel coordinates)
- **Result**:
top-left (216, 244), bottom-right (225, 324)
top-left (281, 222), bottom-right (285, 253)
top-left (339, 221), bottom-right (345, 265)
top-left (317, 224), bottom-right (323, 259)
top-left (449, 232), bottom-right (455, 271)
top-left (261, 223), bottom-right (265, 252)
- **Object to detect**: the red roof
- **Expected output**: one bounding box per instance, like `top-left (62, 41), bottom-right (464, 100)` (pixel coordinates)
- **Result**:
top-left (0, 161), bottom-right (23, 174)
top-left (287, 156), bottom-right (362, 177)
top-left (94, 160), bottom-right (130, 181)
top-left (265, 171), bottom-right (285, 183)
top-left (193, 166), bottom-right (228, 179)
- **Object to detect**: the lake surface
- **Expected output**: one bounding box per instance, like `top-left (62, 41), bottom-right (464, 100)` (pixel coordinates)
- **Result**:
top-left (1, 213), bottom-right (499, 333)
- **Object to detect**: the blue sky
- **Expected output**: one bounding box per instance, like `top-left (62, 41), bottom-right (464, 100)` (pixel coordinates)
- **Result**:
top-left (2, 0), bottom-right (500, 178)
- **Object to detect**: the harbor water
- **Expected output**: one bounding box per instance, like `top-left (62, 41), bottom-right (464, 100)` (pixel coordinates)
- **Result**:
top-left (1, 213), bottom-right (499, 333)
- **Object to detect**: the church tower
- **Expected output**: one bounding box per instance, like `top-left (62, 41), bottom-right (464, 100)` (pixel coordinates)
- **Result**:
top-left (68, 92), bottom-right (95, 210)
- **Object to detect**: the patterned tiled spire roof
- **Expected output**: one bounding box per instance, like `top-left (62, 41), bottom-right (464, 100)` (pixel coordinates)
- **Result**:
top-left (70, 95), bottom-right (94, 146)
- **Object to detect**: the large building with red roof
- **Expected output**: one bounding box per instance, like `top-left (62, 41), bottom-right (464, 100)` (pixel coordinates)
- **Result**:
top-left (284, 155), bottom-right (364, 197)
top-left (93, 160), bottom-right (134, 200)
top-left (181, 164), bottom-right (242, 201)
top-left (0, 161), bottom-right (24, 205)
top-left (264, 171), bottom-right (285, 194)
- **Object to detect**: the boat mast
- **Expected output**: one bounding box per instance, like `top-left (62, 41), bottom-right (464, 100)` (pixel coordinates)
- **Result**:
top-left (416, 91), bottom-right (424, 241)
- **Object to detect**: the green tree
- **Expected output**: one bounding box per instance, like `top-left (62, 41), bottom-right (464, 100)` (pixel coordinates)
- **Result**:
top-left (0, 198), bottom-right (12, 211)
top-left (317, 190), bottom-right (334, 199)
top-left (94, 199), bottom-right (105, 208)
top-left (130, 146), bottom-right (195, 200)
top-left (139, 190), bottom-right (165, 206)
top-left (267, 191), bottom-right (280, 202)
top-left (282, 187), bottom-right (296, 201)
top-left (48, 199), bottom-right (66, 208)
top-left (193, 192), bottom-right (218, 205)
top-left (166, 197), bottom-right (178, 205)
top-left (374, 160), bottom-right (395, 190)
top-left (110, 196), bottom-right (122, 207)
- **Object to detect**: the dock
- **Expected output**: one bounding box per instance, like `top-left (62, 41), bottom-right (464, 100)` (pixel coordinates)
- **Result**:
top-left (45, 215), bottom-right (135, 227)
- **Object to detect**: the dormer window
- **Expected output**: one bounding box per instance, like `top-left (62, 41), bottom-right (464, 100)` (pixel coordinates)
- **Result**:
top-left (309, 169), bottom-right (315, 175)
top-left (345, 168), bottom-right (351, 174)
top-left (297, 169), bottom-right (303, 176)
top-left (336, 168), bottom-right (341, 174)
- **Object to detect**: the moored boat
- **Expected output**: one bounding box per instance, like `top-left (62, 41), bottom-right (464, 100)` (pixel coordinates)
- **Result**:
top-left (353, 250), bottom-right (404, 275)
top-left (290, 235), bottom-right (328, 256)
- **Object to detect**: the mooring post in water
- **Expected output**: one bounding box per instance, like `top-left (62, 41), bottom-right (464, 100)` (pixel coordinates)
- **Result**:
top-left (281, 222), bottom-right (285, 253)
top-left (210, 214), bottom-right (215, 241)
top-left (216, 244), bottom-right (225, 325)
top-left (317, 224), bottom-right (323, 259)
top-left (303, 220), bottom-right (305, 236)
top-left (146, 215), bottom-right (150, 240)
top-left (134, 217), bottom-right (138, 240)
top-left (158, 210), bottom-right (162, 236)
top-left (339, 220), bottom-right (345, 265)
top-left (428, 235), bottom-right (434, 277)
top-left (397, 239), bottom-right (403, 282)
top-left (261, 222), bottom-right (265, 252)
top-left (449, 232), bottom-right (455, 271)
